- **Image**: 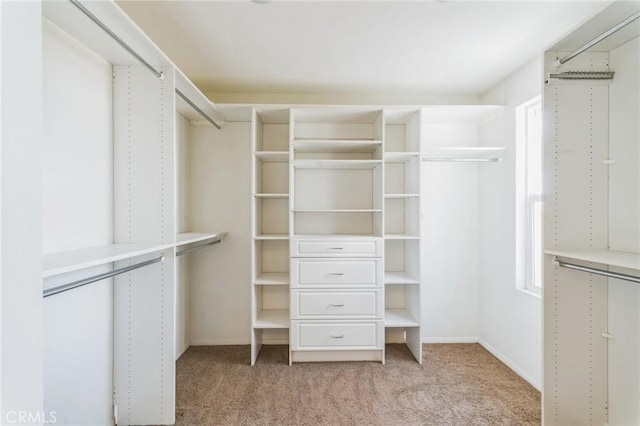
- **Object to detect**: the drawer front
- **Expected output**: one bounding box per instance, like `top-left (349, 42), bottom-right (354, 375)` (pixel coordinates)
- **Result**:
top-left (291, 290), bottom-right (383, 319)
top-left (291, 259), bottom-right (382, 288)
top-left (292, 240), bottom-right (382, 258)
top-left (291, 321), bottom-right (383, 350)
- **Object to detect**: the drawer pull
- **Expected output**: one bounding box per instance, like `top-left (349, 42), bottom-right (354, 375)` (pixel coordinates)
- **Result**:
top-left (328, 272), bottom-right (344, 276)
top-left (330, 334), bottom-right (345, 339)
top-left (329, 303), bottom-right (344, 307)
top-left (328, 247), bottom-right (344, 250)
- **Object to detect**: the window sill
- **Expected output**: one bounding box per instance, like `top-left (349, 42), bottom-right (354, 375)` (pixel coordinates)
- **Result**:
top-left (517, 287), bottom-right (541, 299)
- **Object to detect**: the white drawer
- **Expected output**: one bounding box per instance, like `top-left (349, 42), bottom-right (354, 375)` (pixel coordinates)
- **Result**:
top-left (291, 321), bottom-right (384, 350)
top-left (291, 290), bottom-right (383, 319)
top-left (291, 239), bottom-right (382, 258)
top-left (291, 259), bottom-right (382, 288)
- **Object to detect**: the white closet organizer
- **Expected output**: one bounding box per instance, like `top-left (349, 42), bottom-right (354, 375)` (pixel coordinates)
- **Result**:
top-left (542, 2), bottom-right (640, 425)
top-left (41, 1), bottom-right (226, 425)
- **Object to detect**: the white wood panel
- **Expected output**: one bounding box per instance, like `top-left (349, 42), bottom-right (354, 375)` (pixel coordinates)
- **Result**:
top-left (0, 1), bottom-right (44, 420)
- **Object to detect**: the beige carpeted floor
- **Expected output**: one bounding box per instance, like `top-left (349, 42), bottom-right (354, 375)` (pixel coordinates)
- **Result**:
top-left (175, 344), bottom-right (541, 425)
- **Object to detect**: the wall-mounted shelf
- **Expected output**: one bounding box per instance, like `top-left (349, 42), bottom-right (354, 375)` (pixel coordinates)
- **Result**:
top-left (255, 151), bottom-right (289, 162)
top-left (385, 309), bottom-right (419, 327)
top-left (254, 309), bottom-right (289, 329)
top-left (423, 147), bottom-right (506, 162)
top-left (293, 139), bottom-right (382, 153)
top-left (175, 232), bottom-right (226, 247)
top-left (43, 243), bottom-right (173, 278)
top-left (545, 249), bottom-right (640, 271)
top-left (293, 209), bottom-right (382, 213)
top-left (384, 194), bottom-right (419, 199)
top-left (292, 160), bottom-right (382, 170)
top-left (384, 234), bottom-right (420, 240)
top-left (384, 152), bottom-right (420, 162)
top-left (384, 272), bottom-right (420, 285)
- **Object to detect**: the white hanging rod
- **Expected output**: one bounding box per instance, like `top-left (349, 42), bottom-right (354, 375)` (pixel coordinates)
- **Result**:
top-left (556, 10), bottom-right (640, 67)
top-left (555, 257), bottom-right (640, 284)
top-left (175, 89), bottom-right (222, 130)
top-left (176, 238), bottom-right (222, 257)
top-left (68, 0), bottom-right (164, 79)
top-left (43, 255), bottom-right (165, 298)
top-left (422, 158), bottom-right (500, 163)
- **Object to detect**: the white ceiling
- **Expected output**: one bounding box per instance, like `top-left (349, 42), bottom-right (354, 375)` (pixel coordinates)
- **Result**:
top-left (117, 1), bottom-right (611, 98)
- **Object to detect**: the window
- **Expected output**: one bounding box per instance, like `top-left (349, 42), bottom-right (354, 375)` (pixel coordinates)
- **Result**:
top-left (516, 96), bottom-right (542, 295)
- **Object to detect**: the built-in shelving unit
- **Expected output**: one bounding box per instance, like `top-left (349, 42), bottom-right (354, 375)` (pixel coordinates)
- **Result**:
top-left (251, 108), bottom-right (291, 365)
top-left (383, 109), bottom-right (422, 363)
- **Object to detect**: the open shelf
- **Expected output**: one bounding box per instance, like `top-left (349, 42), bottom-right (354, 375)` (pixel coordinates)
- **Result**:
top-left (254, 309), bottom-right (290, 329)
top-left (545, 249), bottom-right (640, 271)
top-left (292, 160), bottom-right (382, 170)
top-left (385, 234), bottom-right (420, 240)
top-left (254, 273), bottom-right (290, 286)
top-left (254, 234), bottom-right (289, 240)
top-left (384, 152), bottom-right (420, 162)
top-left (293, 139), bottom-right (382, 153)
top-left (293, 209), bottom-right (382, 213)
top-left (255, 151), bottom-right (289, 162)
top-left (43, 243), bottom-right (173, 278)
top-left (176, 232), bottom-right (226, 247)
top-left (255, 193), bottom-right (289, 199)
top-left (423, 147), bottom-right (506, 161)
top-left (384, 309), bottom-right (419, 327)
top-left (384, 194), bottom-right (419, 199)
top-left (385, 272), bottom-right (420, 285)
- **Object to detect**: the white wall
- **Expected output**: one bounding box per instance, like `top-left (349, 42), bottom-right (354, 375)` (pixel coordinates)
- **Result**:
top-left (189, 123), bottom-right (252, 345)
top-left (478, 55), bottom-right (543, 389)
top-left (607, 36), bottom-right (640, 426)
top-left (42, 19), bottom-right (114, 425)
top-left (0, 2), bottom-right (44, 422)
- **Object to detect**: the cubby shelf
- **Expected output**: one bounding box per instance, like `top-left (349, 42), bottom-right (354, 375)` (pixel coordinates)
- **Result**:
top-left (43, 243), bottom-right (173, 278)
top-left (254, 309), bottom-right (290, 329)
top-left (384, 234), bottom-right (420, 240)
top-left (254, 193), bottom-right (289, 198)
top-left (384, 152), bottom-right (420, 162)
top-left (254, 273), bottom-right (290, 286)
top-left (254, 234), bottom-right (289, 240)
top-left (255, 151), bottom-right (289, 162)
top-left (545, 249), bottom-right (640, 271)
top-left (292, 160), bottom-right (382, 170)
top-left (384, 272), bottom-right (420, 285)
top-left (384, 309), bottom-right (420, 327)
top-left (292, 139), bottom-right (382, 153)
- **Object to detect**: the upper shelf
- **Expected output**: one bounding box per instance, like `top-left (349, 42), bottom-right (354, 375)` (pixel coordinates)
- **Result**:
top-left (255, 151), bottom-right (289, 162)
top-left (43, 0), bottom-right (223, 128)
top-left (292, 139), bottom-right (382, 153)
top-left (423, 147), bottom-right (506, 161)
top-left (545, 249), bottom-right (640, 271)
top-left (43, 243), bottom-right (173, 278)
top-left (175, 232), bottom-right (227, 247)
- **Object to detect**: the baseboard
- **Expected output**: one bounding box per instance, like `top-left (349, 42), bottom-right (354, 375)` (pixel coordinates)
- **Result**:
top-left (190, 338), bottom-right (250, 346)
top-left (478, 338), bottom-right (541, 391)
top-left (421, 336), bottom-right (479, 343)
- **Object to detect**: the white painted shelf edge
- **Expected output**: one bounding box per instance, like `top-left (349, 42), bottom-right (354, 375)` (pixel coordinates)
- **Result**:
top-left (423, 146), bottom-right (506, 159)
top-left (545, 249), bottom-right (640, 271)
top-left (292, 160), bottom-right (382, 169)
top-left (385, 309), bottom-right (420, 327)
top-left (254, 234), bottom-right (289, 240)
top-left (175, 232), bottom-right (227, 246)
top-left (291, 234), bottom-right (382, 240)
top-left (43, 243), bottom-right (174, 278)
top-left (293, 209), bottom-right (383, 213)
top-left (384, 234), bottom-right (420, 240)
top-left (255, 193), bottom-right (289, 198)
top-left (254, 309), bottom-right (290, 328)
top-left (384, 194), bottom-right (420, 198)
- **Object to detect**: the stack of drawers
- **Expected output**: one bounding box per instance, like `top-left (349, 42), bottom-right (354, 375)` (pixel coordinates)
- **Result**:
top-left (290, 237), bottom-right (384, 363)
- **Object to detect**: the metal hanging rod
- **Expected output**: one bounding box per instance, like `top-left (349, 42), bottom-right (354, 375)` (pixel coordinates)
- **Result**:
top-left (422, 158), bottom-right (500, 163)
top-left (556, 10), bottom-right (640, 67)
top-left (176, 239), bottom-right (222, 257)
top-left (68, 0), bottom-right (164, 79)
top-left (547, 71), bottom-right (615, 81)
top-left (175, 89), bottom-right (222, 129)
top-left (555, 257), bottom-right (640, 284)
top-left (43, 255), bottom-right (165, 298)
